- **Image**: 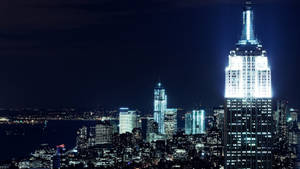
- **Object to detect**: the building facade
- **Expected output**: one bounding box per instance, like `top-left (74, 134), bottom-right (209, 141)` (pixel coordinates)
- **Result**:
top-left (164, 108), bottom-right (177, 139)
top-left (224, 1), bottom-right (273, 168)
top-left (154, 82), bottom-right (167, 134)
top-left (275, 100), bottom-right (289, 142)
top-left (185, 112), bottom-right (192, 135)
top-left (146, 117), bottom-right (166, 142)
top-left (119, 108), bottom-right (137, 134)
top-left (185, 110), bottom-right (205, 135)
top-left (213, 106), bottom-right (225, 130)
top-left (95, 122), bottom-right (114, 145)
top-left (146, 117), bottom-right (157, 142)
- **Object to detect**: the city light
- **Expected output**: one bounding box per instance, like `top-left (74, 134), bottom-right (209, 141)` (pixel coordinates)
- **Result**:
top-left (0, 0), bottom-right (298, 169)
top-left (225, 53), bottom-right (272, 98)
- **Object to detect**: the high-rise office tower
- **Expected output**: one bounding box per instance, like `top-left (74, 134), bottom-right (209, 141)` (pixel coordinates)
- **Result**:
top-left (275, 100), bottom-right (288, 141)
top-left (95, 122), bottom-right (113, 145)
top-left (154, 82), bottom-right (167, 134)
top-left (119, 108), bottom-right (137, 134)
top-left (213, 106), bottom-right (225, 130)
top-left (185, 112), bottom-right (192, 135)
top-left (185, 110), bottom-right (205, 135)
top-left (146, 117), bottom-right (165, 142)
top-left (224, 1), bottom-right (273, 168)
top-left (164, 108), bottom-right (177, 139)
top-left (274, 101), bottom-right (299, 146)
top-left (287, 108), bottom-right (299, 146)
top-left (146, 117), bottom-right (158, 142)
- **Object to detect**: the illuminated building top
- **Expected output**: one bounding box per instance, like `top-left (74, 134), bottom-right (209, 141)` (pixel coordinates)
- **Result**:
top-left (238, 0), bottom-right (258, 45)
top-left (154, 82), bottom-right (167, 134)
top-left (225, 0), bottom-right (272, 98)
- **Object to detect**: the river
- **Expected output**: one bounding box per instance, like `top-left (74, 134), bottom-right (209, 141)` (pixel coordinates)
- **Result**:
top-left (0, 120), bottom-right (96, 162)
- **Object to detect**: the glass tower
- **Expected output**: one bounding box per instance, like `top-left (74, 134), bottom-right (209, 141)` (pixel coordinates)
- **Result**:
top-left (185, 110), bottom-right (205, 135)
top-left (119, 108), bottom-right (137, 134)
top-left (224, 1), bottom-right (273, 168)
top-left (185, 112), bottom-right (192, 135)
top-left (164, 108), bottom-right (177, 139)
top-left (154, 82), bottom-right (167, 134)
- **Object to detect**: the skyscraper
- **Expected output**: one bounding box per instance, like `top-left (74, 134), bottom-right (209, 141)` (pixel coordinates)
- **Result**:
top-left (154, 82), bottom-right (167, 134)
top-left (275, 100), bottom-right (288, 142)
top-left (287, 108), bottom-right (299, 147)
top-left (95, 122), bottom-right (113, 145)
top-left (185, 110), bottom-right (205, 135)
top-left (213, 106), bottom-right (224, 130)
top-left (164, 108), bottom-right (177, 139)
top-left (146, 117), bottom-right (158, 142)
top-left (224, 1), bottom-right (273, 168)
top-left (185, 112), bottom-right (192, 135)
top-left (119, 108), bottom-right (137, 134)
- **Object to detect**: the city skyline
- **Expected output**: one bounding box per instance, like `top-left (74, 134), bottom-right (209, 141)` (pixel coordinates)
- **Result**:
top-left (0, 0), bottom-right (299, 111)
top-left (1, 1), bottom-right (300, 168)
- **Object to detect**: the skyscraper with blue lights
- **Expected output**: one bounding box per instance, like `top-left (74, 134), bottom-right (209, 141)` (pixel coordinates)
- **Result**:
top-left (154, 82), bottom-right (167, 134)
top-left (224, 1), bottom-right (273, 168)
top-left (185, 110), bottom-right (205, 135)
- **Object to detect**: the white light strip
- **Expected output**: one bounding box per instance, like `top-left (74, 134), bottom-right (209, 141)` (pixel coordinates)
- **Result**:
top-left (246, 10), bottom-right (251, 40)
top-left (225, 54), bottom-right (272, 98)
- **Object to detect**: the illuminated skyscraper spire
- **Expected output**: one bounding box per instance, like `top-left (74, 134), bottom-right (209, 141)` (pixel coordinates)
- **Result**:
top-left (225, 0), bottom-right (271, 98)
top-left (238, 0), bottom-right (258, 45)
top-left (154, 82), bottom-right (167, 134)
top-left (224, 1), bottom-right (273, 168)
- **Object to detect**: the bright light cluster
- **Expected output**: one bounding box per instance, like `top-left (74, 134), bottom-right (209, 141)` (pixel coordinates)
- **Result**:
top-left (225, 51), bottom-right (272, 98)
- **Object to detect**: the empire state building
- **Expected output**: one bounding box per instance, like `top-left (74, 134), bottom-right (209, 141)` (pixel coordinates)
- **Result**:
top-left (224, 1), bottom-right (273, 168)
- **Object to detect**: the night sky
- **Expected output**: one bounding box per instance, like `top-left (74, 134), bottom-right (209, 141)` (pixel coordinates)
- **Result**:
top-left (0, 0), bottom-right (299, 112)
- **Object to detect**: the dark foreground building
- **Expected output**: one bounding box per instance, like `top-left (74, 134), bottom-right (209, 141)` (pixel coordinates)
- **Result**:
top-left (224, 1), bottom-right (273, 168)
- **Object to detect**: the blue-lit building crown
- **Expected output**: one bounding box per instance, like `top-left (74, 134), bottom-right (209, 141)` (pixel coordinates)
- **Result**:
top-left (225, 0), bottom-right (271, 99)
top-left (238, 1), bottom-right (259, 46)
top-left (224, 1), bottom-right (273, 168)
top-left (153, 82), bottom-right (167, 134)
top-left (185, 110), bottom-right (205, 135)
